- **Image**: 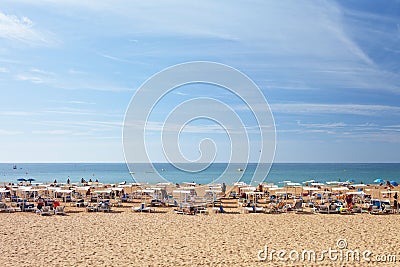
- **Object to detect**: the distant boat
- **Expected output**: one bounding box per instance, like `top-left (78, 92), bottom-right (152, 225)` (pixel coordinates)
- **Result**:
top-left (13, 165), bottom-right (17, 170)
top-left (237, 168), bottom-right (244, 172)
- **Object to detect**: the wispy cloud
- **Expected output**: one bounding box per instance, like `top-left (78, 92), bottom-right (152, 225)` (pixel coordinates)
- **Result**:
top-left (49, 100), bottom-right (96, 105)
top-left (0, 12), bottom-right (56, 45)
top-left (43, 107), bottom-right (97, 116)
top-left (15, 74), bottom-right (46, 84)
top-left (32, 130), bottom-right (71, 135)
top-left (271, 103), bottom-right (400, 116)
top-left (14, 67), bottom-right (133, 92)
top-left (0, 111), bottom-right (37, 116)
top-left (14, 68), bottom-right (55, 84)
top-left (98, 52), bottom-right (130, 63)
top-left (0, 129), bottom-right (23, 135)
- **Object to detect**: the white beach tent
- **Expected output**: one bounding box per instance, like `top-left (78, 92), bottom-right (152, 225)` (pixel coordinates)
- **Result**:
top-left (173, 190), bottom-right (191, 203)
top-left (332, 187), bottom-right (349, 191)
top-left (311, 182), bottom-right (325, 186)
top-left (205, 189), bottom-right (222, 207)
top-left (55, 189), bottom-right (73, 202)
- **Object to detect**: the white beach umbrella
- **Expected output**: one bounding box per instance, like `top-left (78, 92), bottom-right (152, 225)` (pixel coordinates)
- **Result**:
top-left (332, 187), bottom-right (349, 191)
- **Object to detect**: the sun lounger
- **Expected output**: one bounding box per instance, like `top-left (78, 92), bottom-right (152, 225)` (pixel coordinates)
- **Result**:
top-left (86, 205), bottom-right (98, 212)
top-left (40, 206), bottom-right (52, 216)
top-left (55, 206), bottom-right (66, 215)
top-left (173, 203), bottom-right (194, 215)
top-left (212, 205), bottom-right (225, 213)
top-left (265, 201), bottom-right (286, 213)
top-left (381, 201), bottom-right (393, 214)
top-left (316, 204), bottom-right (329, 214)
top-left (195, 203), bottom-right (208, 214)
top-left (292, 200), bottom-right (304, 212)
top-left (132, 203), bottom-right (154, 213)
top-left (98, 203), bottom-right (111, 212)
top-left (0, 202), bottom-right (15, 213)
top-left (21, 203), bottom-right (35, 212)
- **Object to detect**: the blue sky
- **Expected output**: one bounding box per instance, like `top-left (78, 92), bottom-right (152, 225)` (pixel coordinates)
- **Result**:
top-left (0, 0), bottom-right (399, 163)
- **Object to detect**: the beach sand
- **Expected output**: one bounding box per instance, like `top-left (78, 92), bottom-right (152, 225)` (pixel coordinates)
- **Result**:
top-left (0, 207), bottom-right (399, 267)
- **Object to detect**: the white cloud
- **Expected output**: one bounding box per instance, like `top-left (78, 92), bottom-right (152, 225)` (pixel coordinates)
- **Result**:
top-left (0, 67), bottom-right (9, 73)
top-left (0, 12), bottom-right (55, 45)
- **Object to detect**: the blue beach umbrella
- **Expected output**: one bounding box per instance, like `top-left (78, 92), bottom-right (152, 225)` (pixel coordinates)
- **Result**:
top-left (17, 178), bottom-right (27, 182)
top-left (390, 181), bottom-right (399, 187)
top-left (27, 178), bottom-right (36, 182)
top-left (374, 178), bottom-right (384, 184)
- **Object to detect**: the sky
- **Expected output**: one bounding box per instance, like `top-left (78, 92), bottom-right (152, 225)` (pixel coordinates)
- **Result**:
top-left (0, 0), bottom-right (399, 163)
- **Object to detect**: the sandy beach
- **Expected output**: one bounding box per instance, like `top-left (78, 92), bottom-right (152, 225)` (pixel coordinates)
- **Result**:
top-left (0, 206), bottom-right (399, 267)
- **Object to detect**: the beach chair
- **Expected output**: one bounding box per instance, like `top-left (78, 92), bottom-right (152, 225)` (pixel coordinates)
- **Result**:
top-left (132, 203), bottom-right (154, 213)
top-left (316, 204), bottom-right (329, 214)
top-left (150, 199), bottom-right (162, 207)
top-left (0, 202), bottom-right (15, 213)
top-left (55, 206), bottom-right (66, 215)
top-left (195, 202), bottom-right (208, 214)
top-left (253, 205), bottom-right (264, 213)
top-left (381, 201), bottom-right (393, 214)
top-left (86, 205), bottom-right (98, 212)
top-left (75, 199), bottom-right (87, 207)
top-left (21, 203), bottom-right (35, 212)
top-left (174, 203), bottom-right (184, 214)
top-left (98, 203), bottom-right (111, 212)
top-left (212, 204), bottom-right (225, 213)
top-left (40, 206), bottom-right (52, 216)
top-left (370, 200), bottom-right (383, 214)
top-left (292, 200), bottom-right (304, 213)
top-left (264, 201), bottom-right (284, 214)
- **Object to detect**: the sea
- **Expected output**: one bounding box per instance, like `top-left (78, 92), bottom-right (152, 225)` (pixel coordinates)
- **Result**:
top-left (0, 163), bottom-right (399, 186)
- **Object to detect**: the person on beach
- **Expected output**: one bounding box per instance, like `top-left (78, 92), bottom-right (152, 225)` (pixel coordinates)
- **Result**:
top-left (37, 197), bottom-right (44, 210)
top-left (67, 178), bottom-right (70, 184)
top-left (345, 194), bottom-right (353, 209)
top-left (86, 188), bottom-right (91, 196)
top-left (394, 192), bottom-right (398, 210)
top-left (257, 183), bottom-right (263, 192)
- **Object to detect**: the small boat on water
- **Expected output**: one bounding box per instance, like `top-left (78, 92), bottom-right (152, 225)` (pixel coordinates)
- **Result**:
top-left (237, 168), bottom-right (244, 172)
top-left (13, 165), bottom-right (17, 170)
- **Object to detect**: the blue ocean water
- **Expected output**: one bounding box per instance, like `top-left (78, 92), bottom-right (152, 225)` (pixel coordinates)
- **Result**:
top-left (0, 163), bottom-right (399, 185)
